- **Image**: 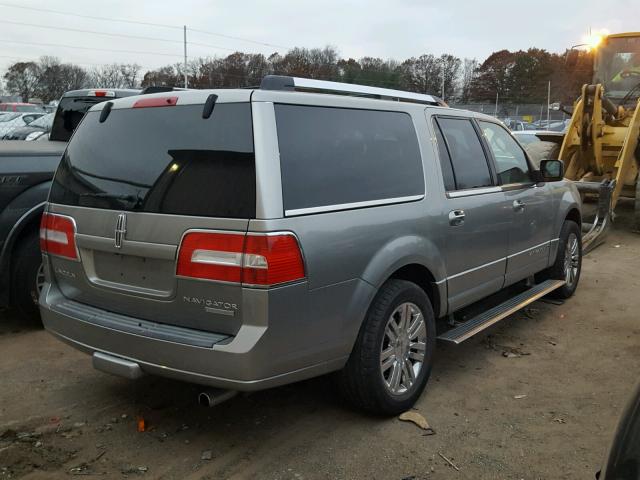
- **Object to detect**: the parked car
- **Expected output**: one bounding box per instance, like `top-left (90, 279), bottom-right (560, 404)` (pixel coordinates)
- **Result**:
top-left (39, 76), bottom-right (582, 415)
top-left (0, 112), bottom-right (45, 138)
top-left (2, 113), bottom-right (54, 140)
top-left (503, 119), bottom-right (536, 131)
top-left (0, 89), bottom-right (140, 321)
top-left (547, 119), bottom-right (570, 132)
top-left (513, 130), bottom-right (565, 167)
top-left (598, 380), bottom-right (640, 479)
top-left (0, 102), bottom-right (44, 113)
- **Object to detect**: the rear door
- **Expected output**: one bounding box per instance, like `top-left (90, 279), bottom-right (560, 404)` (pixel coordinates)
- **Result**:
top-left (432, 115), bottom-right (509, 312)
top-left (46, 98), bottom-right (256, 335)
top-left (477, 120), bottom-right (553, 285)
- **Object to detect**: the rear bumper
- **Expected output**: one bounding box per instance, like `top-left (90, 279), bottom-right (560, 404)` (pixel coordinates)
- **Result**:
top-left (39, 281), bottom-right (349, 391)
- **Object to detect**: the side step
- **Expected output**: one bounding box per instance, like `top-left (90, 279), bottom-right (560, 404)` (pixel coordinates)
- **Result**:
top-left (437, 279), bottom-right (565, 344)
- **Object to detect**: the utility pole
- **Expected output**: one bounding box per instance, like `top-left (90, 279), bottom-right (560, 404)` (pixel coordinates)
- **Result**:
top-left (441, 62), bottom-right (445, 100)
top-left (494, 91), bottom-right (499, 117)
top-left (183, 25), bottom-right (188, 89)
top-left (546, 80), bottom-right (551, 130)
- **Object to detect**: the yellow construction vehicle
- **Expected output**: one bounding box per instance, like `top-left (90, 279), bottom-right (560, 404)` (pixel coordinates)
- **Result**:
top-left (558, 32), bottom-right (640, 251)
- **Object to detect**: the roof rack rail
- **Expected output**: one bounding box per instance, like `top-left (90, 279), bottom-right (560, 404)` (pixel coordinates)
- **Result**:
top-left (260, 75), bottom-right (446, 106)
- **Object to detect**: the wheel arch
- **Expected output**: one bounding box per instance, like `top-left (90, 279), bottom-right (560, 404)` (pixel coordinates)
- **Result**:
top-left (565, 207), bottom-right (582, 228)
top-left (386, 263), bottom-right (444, 320)
top-left (0, 189), bottom-right (48, 307)
top-left (359, 235), bottom-right (447, 320)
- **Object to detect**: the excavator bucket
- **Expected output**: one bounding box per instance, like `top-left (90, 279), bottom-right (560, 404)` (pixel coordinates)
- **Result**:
top-left (575, 179), bottom-right (616, 254)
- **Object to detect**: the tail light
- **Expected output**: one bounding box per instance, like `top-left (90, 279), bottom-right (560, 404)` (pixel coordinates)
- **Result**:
top-left (177, 231), bottom-right (305, 287)
top-left (40, 212), bottom-right (79, 260)
top-left (87, 90), bottom-right (115, 97)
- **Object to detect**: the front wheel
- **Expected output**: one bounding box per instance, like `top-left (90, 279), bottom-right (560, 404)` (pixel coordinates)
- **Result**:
top-left (548, 220), bottom-right (582, 299)
top-left (339, 279), bottom-right (436, 415)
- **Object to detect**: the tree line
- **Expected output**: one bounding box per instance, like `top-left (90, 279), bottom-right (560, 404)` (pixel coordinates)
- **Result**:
top-left (1, 46), bottom-right (593, 105)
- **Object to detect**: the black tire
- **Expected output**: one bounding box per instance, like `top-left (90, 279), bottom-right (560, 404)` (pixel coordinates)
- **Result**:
top-left (11, 231), bottom-right (43, 322)
top-left (339, 279), bottom-right (436, 416)
top-left (544, 220), bottom-right (582, 299)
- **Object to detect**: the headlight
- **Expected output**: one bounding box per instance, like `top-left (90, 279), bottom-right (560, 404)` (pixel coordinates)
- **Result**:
top-left (25, 131), bottom-right (44, 141)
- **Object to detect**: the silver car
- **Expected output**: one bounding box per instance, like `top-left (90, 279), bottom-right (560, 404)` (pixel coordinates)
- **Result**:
top-left (39, 76), bottom-right (582, 415)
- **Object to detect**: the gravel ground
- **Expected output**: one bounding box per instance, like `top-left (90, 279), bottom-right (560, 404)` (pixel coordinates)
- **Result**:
top-left (1, 205), bottom-right (639, 480)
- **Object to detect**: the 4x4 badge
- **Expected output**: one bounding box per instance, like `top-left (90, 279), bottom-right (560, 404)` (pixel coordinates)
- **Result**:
top-left (114, 213), bottom-right (127, 249)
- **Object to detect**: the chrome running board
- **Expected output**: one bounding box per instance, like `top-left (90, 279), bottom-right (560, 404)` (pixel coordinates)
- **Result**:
top-left (437, 279), bottom-right (566, 344)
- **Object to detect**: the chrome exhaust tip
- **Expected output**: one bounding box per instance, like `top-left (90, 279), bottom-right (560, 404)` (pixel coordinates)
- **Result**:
top-left (198, 388), bottom-right (238, 407)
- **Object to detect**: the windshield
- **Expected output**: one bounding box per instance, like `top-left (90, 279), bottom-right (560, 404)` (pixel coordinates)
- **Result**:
top-left (595, 35), bottom-right (640, 99)
top-left (0, 113), bottom-right (20, 122)
top-left (29, 113), bottom-right (54, 129)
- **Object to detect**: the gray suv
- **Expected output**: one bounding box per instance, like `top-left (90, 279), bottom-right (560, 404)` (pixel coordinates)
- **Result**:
top-left (39, 76), bottom-right (582, 415)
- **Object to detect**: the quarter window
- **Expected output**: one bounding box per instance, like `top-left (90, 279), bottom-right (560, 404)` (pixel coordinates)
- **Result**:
top-left (479, 121), bottom-right (532, 185)
top-left (435, 117), bottom-right (493, 191)
top-left (275, 105), bottom-right (424, 213)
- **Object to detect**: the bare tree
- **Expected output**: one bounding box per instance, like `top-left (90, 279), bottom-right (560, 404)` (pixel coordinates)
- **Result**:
top-left (401, 54), bottom-right (441, 94)
top-left (3, 61), bottom-right (39, 102)
top-left (440, 54), bottom-right (462, 100)
top-left (89, 63), bottom-right (141, 88)
top-left (460, 58), bottom-right (479, 102)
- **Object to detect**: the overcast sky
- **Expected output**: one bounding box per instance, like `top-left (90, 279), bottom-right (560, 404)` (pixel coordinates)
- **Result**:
top-left (0, 0), bottom-right (638, 73)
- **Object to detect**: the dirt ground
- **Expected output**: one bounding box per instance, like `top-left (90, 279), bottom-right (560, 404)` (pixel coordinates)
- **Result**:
top-left (1, 206), bottom-right (639, 480)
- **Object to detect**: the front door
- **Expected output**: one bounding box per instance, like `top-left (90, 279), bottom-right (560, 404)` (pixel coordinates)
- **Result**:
top-left (432, 115), bottom-right (509, 312)
top-left (477, 121), bottom-right (554, 286)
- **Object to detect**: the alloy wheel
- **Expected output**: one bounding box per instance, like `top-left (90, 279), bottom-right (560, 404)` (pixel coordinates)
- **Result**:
top-left (564, 233), bottom-right (579, 287)
top-left (380, 302), bottom-right (427, 395)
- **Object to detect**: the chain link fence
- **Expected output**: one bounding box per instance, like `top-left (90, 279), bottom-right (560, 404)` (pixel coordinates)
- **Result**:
top-left (450, 103), bottom-right (569, 130)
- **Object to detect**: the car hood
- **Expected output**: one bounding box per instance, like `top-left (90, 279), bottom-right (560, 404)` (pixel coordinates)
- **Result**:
top-left (3, 125), bottom-right (46, 139)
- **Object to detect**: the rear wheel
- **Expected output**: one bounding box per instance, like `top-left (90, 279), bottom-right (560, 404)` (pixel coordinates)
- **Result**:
top-left (546, 220), bottom-right (582, 299)
top-left (339, 279), bottom-right (436, 415)
top-left (11, 231), bottom-right (43, 322)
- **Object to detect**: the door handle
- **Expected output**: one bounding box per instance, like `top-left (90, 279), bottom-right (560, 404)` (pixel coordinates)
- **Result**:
top-left (448, 209), bottom-right (465, 226)
top-left (513, 200), bottom-right (526, 212)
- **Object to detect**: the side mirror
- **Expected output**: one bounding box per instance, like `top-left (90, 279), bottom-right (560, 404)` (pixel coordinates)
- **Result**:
top-left (539, 159), bottom-right (564, 182)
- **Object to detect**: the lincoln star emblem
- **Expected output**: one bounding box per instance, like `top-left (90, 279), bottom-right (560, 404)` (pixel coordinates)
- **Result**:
top-left (114, 213), bottom-right (127, 249)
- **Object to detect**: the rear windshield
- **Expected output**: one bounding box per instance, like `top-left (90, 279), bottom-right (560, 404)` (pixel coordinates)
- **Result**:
top-left (50, 97), bottom-right (109, 142)
top-left (49, 103), bottom-right (256, 218)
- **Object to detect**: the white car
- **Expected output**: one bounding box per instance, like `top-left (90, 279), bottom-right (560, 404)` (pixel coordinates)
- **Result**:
top-left (0, 113), bottom-right (44, 138)
top-left (513, 130), bottom-right (565, 167)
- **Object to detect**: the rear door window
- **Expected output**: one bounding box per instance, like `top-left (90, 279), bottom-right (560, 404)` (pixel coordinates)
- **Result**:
top-left (275, 104), bottom-right (424, 214)
top-left (434, 117), bottom-right (493, 190)
top-left (49, 103), bottom-right (255, 218)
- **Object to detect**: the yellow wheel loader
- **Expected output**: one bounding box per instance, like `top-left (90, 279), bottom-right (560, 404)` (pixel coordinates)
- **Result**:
top-left (558, 32), bottom-right (640, 252)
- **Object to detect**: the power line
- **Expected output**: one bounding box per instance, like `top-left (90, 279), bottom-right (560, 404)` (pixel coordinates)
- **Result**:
top-left (0, 2), bottom-right (289, 51)
top-left (0, 19), bottom-right (184, 45)
top-left (0, 2), bottom-right (181, 30)
top-left (0, 38), bottom-right (182, 58)
top-left (0, 19), bottom-right (241, 54)
top-left (189, 27), bottom-right (289, 50)
top-left (0, 54), bottom-right (158, 70)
